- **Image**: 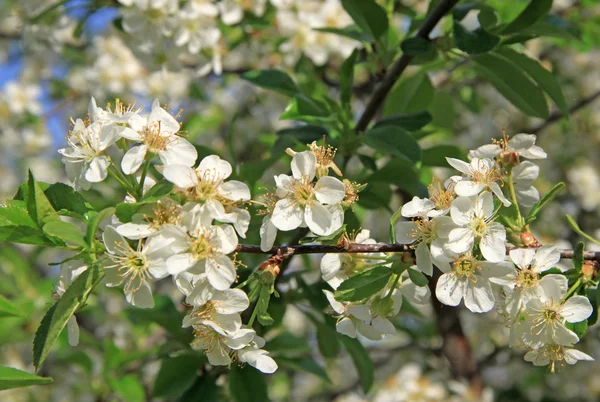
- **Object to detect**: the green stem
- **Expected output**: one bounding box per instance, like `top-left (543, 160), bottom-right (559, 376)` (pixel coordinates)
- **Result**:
top-left (506, 169), bottom-right (523, 225)
top-left (385, 273), bottom-right (402, 299)
top-left (247, 304), bottom-right (259, 327)
top-left (565, 278), bottom-right (582, 300)
top-left (138, 158), bottom-right (151, 199)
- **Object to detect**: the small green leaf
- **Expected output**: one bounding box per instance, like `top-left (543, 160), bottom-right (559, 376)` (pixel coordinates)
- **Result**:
top-left (384, 73), bottom-right (434, 116)
top-left (43, 220), bottom-right (87, 248)
top-left (408, 268), bottom-right (429, 286)
top-left (340, 49), bottom-right (358, 108)
top-left (0, 295), bottom-right (22, 318)
top-left (0, 366), bottom-right (53, 390)
top-left (567, 320), bottom-right (588, 339)
top-left (33, 264), bottom-right (104, 370)
top-left (391, 261), bottom-right (410, 276)
top-left (280, 96), bottom-right (334, 124)
top-left (341, 0), bottom-right (388, 41)
top-left (242, 69), bottom-right (300, 97)
top-left (26, 170), bottom-right (58, 227)
top-left (422, 145), bottom-right (467, 167)
top-left (401, 37), bottom-right (433, 56)
top-left (85, 207), bottom-right (115, 248)
top-left (573, 242), bottom-right (585, 273)
top-left (526, 182), bottom-right (566, 223)
top-left (229, 365), bottom-right (270, 402)
top-left (566, 215), bottom-right (600, 246)
top-left (141, 179), bottom-right (174, 202)
top-left (340, 337), bottom-right (374, 393)
top-left (44, 183), bottom-right (94, 216)
top-left (453, 22), bottom-right (499, 54)
top-left (501, 0), bottom-right (553, 35)
top-left (495, 48), bottom-right (568, 117)
top-left (152, 354), bottom-right (204, 398)
top-left (277, 357), bottom-right (330, 381)
top-left (473, 53), bottom-right (549, 118)
top-left (374, 111), bottom-right (432, 132)
top-left (110, 375), bottom-right (145, 402)
top-left (257, 286), bottom-right (274, 326)
top-left (335, 266), bottom-right (392, 302)
top-left (364, 126), bottom-right (422, 163)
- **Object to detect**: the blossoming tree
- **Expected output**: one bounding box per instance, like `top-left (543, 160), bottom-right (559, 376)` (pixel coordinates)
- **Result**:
top-left (1, 0), bottom-right (600, 401)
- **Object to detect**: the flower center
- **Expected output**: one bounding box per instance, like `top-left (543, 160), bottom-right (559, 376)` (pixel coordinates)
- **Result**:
top-left (452, 255), bottom-right (481, 282)
top-left (468, 216), bottom-right (488, 237)
top-left (428, 179), bottom-right (454, 211)
top-left (108, 245), bottom-right (151, 292)
top-left (287, 178), bottom-right (315, 207)
top-left (148, 200), bottom-right (181, 228)
top-left (191, 233), bottom-right (215, 260)
top-left (189, 179), bottom-right (219, 202)
top-left (192, 302), bottom-right (217, 320)
top-left (470, 160), bottom-right (502, 185)
top-left (516, 269), bottom-right (538, 289)
top-left (142, 121), bottom-right (173, 153)
top-left (410, 217), bottom-right (436, 245)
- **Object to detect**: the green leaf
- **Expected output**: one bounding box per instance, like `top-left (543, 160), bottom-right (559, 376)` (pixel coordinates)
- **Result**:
top-left (364, 126), bottom-right (421, 163)
top-left (44, 183), bottom-right (94, 216)
top-left (384, 73), bottom-right (434, 116)
top-left (0, 225), bottom-right (58, 247)
top-left (339, 49), bottom-right (358, 108)
top-left (567, 320), bottom-right (588, 339)
top-left (33, 264), bottom-right (104, 370)
top-left (473, 53), bottom-right (549, 118)
top-left (495, 48), bottom-right (568, 116)
top-left (126, 295), bottom-right (192, 344)
top-left (566, 215), bottom-right (600, 246)
top-left (274, 125), bottom-right (328, 154)
top-left (141, 179), bottom-right (174, 202)
top-left (422, 145), bottom-right (467, 167)
top-left (374, 111), bottom-right (432, 132)
top-left (401, 37), bottom-right (433, 56)
top-left (0, 366), bottom-right (53, 390)
top-left (280, 96), bottom-right (334, 125)
top-left (573, 242), bottom-right (585, 273)
top-left (43, 220), bottom-right (87, 248)
top-left (316, 319), bottom-right (341, 359)
top-left (368, 157), bottom-right (428, 197)
top-left (335, 266), bottom-right (392, 302)
top-left (521, 15), bottom-right (582, 40)
top-left (242, 69), bottom-right (300, 97)
top-left (152, 354), bottom-right (204, 398)
top-left (229, 365), bottom-right (270, 402)
top-left (267, 332), bottom-right (312, 356)
top-left (501, 0), bottom-right (553, 35)
top-left (178, 375), bottom-right (219, 402)
top-left (389, 207), bottom-right (403, 243)
top-left (85, 207), bottom-right (115, 248)
top-left (110, 375), bottom-right (145, 402)
top-left (0, 201), bottom-right (38, 228)
top-left (408, 268), bottom-right (429, 286)
top-left (478, 7), bottom-right (498, 29)
top-left (453, 22), bottom-right (499, 54)
top-left (341, 0), bottom-right (388, 41)
top-left (526, 182), bottom-right (566, 223)
top-left (277, 357), bottom-right (330, 381)
top-left (257, 286), bottom-right (274, 326)
top-left (391, 261), bottom-right (410, 276)
top-left (430, 92), bottom-right (456, 131)
top-left (26, 170), bottom-right (58, 227)
top-left (0, 295), bottom-right (22, 318)
top-left (340, 337), bottom-right (374, 393)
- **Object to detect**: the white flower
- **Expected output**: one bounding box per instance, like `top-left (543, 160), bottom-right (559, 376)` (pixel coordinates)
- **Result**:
top-left (2, 81), bottom-right (42, 115)
top-left (116, 198), bottom-right (182, 240)
top-left (181, 274), bottom-right (249, 311)
top-left (446, 157), bottom-right (511, 206)
top-left (166, 204), bottom-right (238, 290)
top-left (103, 225), bottom-right (181, 308)
top-left (259, 215), bottom-right (278, 252)
top-left (446, 192), bottom-right (507, 263)
top-left (512, 161), bottom-right (540, 208)
top-left (434, 252), bottom-right (513, 313)
top-left (88, 97), bottom-right (140, 126)
top-left (218, 0), bottom-right (267, 25)
top-left (520, 275), bottom-right (592, 348)
top-left (162, 155), bottom-right (251, 237)
top-left (490, 246), bottom-right (561, 318)
top-left (524, 344), bottom-right (593, 371)
top-left (54, 260), bottom-right (88, 346)
top-left (468, 133), bottom-right (547, 160)
top-left (237, 335), bottom-right (278, 374)
top-left (270, 151), bottom-right (345, 236)
top-left (119, 99), bottom-right (197, 175)
top-left (59, 119), bottom-right (117, 189)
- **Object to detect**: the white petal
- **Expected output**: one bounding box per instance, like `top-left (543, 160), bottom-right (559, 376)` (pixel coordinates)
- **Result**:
top-left (304, 202), bottom-right (333, 236)
top-left (159, 138), bottom-right (197, 167)
top-left (126, 282), bottom-right (155, 308)
top-left (116, 222), bottom-right (155, 240)
top-left (435, 273), bottom-right (463, 306)
top-left (401, 196), bottom-right (434, 217)
top-left (454, 181), bottom-right (485, 197)
top-left (321, 254), bottom-right (342, 281)
top-left (561, 296), bottom-right (593, 323)
top-left (271, 199), bottom-right (303, 231)
top-left (446, 227), bottom-right (474, 254)
top-left (416, 243), bottom-right (433, 276)
top-left (450, 196), bottom-right (472, 226)
top-left (67, 316), bottom-right (80, 347)
top-left (490, 182), bottom-right (511, 207)
top-left (348, 305), bottom-right (372, 321)
top-left (103, 225), bottom-right (128, 255)
top-left (509, 248), bottom-right (536, 270)
top-left (508, 133), bottom-right (535, 151)
top-left (119, 127), bottom-right (143, 141)
top-left (464, 279), bottom-right (495, 313)
top-left (162, 164), bottom-right (198, 188)
top-left (85, 156), bottom-right (110, 182)
top-left (254, 355), bottom-right (278, 373)
top-left (446, 157), bottom-right (471, 174)
top-left (218, 180), bottom-right (251, 201)
top-left (167, 253), bottom-right (197, 275)
top-left (539, 274), bottom-right (568, 302)
top-left (553, 323), bottom-right (580, 346)
top-left (532, 245), bottom-right (560, 273)
top-left (121, 145), bottom-right (148, 175)
top-left (513, 161), bottom-right (539, 185)
top-left (480, 230), bottom-right (506, 262)
top-left (564, 348), bottom-right (594, 364)
top-left (291, 151), bottom-right (316, 180)
top-left (323, 290), bottom-right (345, 314)
top-left (206, 255), bottom-right (236, 291)
top-left (314, 176), bottom-right (345, 204)
top-left (199, 155), bottom-right (232, 180)
top-left (149, 101), bottom-right (180, 135)
top-left (259, 216), bottom-right (277, 252)
top-left (215, 289), bottom-right (249, 314)
top-left (394, 221), bottom-right (417, 244)
top-left (213, 224), bottom-right (238, 255)
top-left (336, 317), bottom-right (356, 338)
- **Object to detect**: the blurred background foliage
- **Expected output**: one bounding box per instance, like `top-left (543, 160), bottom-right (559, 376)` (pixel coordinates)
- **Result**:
top-left (1, 0), bottom-right (600, 401)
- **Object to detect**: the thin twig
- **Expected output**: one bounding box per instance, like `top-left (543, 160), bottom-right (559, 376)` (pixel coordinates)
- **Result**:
top-left (235, 243), bottom-right (600, 261)
top-left (355, 0), bottom-right (461, 133)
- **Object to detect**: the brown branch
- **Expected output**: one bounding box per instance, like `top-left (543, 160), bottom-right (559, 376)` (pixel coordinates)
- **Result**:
top-left (355, 0), bottom-right (461, 133)
top-left (526, 89), bottom-right (600, 135)
top-left (235, 243), bottom-right (600, 261)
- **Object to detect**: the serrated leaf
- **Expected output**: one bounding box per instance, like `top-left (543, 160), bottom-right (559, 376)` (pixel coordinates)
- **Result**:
top-left (0, 366), bottom-right (53, 390)
top-left (573, 242), bottom-right (585, 272)
top-left (44, 183), bottom-right (94, 216)
top-left (152, 354), bottom-right (204, 398)
top-left (364, 126), bottom-right (422, 163)
top-left (501, 0), bottom-right (553, 35)
top-left (473, 53), bottom-right (549, 118)
top-left (0, 295), bottom-right (22, 318)
top-left (242, 69), bottom-right (300, 97)
top-left (408, 268), bottom-right (428, 286)
top-left (335, 266), bottom-right (392, 302)
top-left (340, 337), bottom-right (374, 393)
top-left (26, 170), bottom-right (58, 227)
top-left (341, 0), bottom-right (388, 41)
top-left (495, 48), bottom-right (568, 117)
top-left (527, 182), bottom-right (565, 223)
top-left (43, 220), bottom-right (87, 248)
top-left (33, 264), bottom-right (104, 370)
top-left (229, 365), bottom-right (270, 402)
top-left (453, 22), bottom-right (499, 54)
top-left (374, 111), bottom-right (432, 132)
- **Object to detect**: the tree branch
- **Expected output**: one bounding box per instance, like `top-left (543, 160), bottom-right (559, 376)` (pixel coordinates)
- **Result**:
top-left (235, 242), bottom-right (600, 261)
top-left (355, 0), bottom-right (461, 133)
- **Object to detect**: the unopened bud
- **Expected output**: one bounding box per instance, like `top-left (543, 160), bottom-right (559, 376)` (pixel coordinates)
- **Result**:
top-left (521, 231), bottom-right (539, 247)
top-left (258, 255), bottom-right (283, 280)
top-left (500, 151), bottom-right (519, 167)
top-left (582, 261), bottom-right (598, 280)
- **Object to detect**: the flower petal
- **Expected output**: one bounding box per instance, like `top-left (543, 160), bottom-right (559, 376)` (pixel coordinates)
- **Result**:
top-left (218, 180), bottom-right (251, 201)
top-left (561, 296), bottom-right (593, 323)
top-left (160, 138), bottom-right (197, 167)
top-left (199, 155), bottom-right (232, 180)
top-left (206, 255), bottom-right (236, 291)
top-left (166, 253), bottom-right (197, 275)
top-left (435, 273), bottom-right (463, 307)
top-left (162, 164), bottom-right (198, 188)
top-left (464, 278), bottom-right (495, 313)
top-left (271, 199), bottom-right (303, 231)
top-left (314, 176), bottom-right (345, 204)
top-left (85, 156), bottom-right (110, 182)
top-left (304, 202), bottom-right (333, 236)
top-left (121, 145), bottom-right (148, 175)
top-left (291, 151), bottom-right (316, 180)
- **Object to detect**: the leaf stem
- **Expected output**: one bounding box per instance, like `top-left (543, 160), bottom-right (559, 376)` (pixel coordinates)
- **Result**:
top-left (565, 278), bottom-right (582, 300)
top-left (385, 273), bottom-right (401, 299)
top-left (506, 168), bottom-right (524, 226)
top-left (138, 157), bottom-right (152, 199)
